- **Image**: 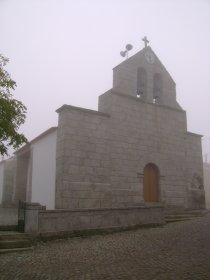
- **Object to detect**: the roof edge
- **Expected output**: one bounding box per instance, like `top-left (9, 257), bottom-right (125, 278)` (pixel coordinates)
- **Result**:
top-left (186, 132), bottom-right (203, 138)
top-left (15, 127), bottom-right (57, 155)
top-left (56, 104), bottom-right (110, 118)
top-left (113, 46), bottom-right (176, 85)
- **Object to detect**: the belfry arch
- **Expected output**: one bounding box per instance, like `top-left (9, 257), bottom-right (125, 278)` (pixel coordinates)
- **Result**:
top-left (137, 67), bottom-right (147, 98)
top-left (143, 163), bottom-right (160, 202)
top-left (153, 73), bottom-right (162, 103)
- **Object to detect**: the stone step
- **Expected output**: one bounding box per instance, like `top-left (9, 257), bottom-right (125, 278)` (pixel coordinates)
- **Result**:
top-left (0, 247), bottom-right (33, 254)
top-left (165, 214), bottom-right (201, 219)
top-left (0, 239), bottom-right (31, 250)
top-left (0, 232), bottom-right (32, 240)
top-left (165, 209), bottom-right (208, 216)
top-left (0, 231), bottom-right (34, 253)
top-left (166, 217), bottom-right (195, 223)
top-left (165, 209), bottom-right (209, 223)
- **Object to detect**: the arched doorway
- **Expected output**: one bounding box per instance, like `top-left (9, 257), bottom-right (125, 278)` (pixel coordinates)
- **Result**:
top-left (143, 163), bottom-right (160, 202)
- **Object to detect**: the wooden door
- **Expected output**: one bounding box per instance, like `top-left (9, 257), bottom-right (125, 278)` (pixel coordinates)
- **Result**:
top-left (143, 163), bottom-right (159, 202)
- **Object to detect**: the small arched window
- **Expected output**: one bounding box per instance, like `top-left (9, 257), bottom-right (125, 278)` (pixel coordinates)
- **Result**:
top-left (153, 73), bottom-right (162, 103)
top-left (137, 68), bottom-right (147, 98)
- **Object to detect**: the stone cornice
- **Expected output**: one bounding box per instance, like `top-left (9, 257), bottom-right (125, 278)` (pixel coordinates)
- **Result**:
top-left (56, 104), bottom-right (110, 118)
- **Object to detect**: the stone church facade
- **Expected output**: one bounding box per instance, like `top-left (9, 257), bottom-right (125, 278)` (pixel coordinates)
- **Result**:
top-left (0, 45), bottom-right (206, 214)
top-left (55, 46), bottom-right (205, 211)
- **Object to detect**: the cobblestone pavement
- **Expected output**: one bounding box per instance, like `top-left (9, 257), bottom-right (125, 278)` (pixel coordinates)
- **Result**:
top-left (0, 214), bottom-right (210, 280)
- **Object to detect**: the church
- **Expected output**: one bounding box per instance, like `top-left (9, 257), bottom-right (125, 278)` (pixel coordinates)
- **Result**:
top-left (0, 40), bottom-right (206, 219)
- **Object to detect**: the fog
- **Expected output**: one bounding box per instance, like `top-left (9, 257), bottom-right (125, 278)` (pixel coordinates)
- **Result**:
top-left (0, 0), bottom-right (210, 160)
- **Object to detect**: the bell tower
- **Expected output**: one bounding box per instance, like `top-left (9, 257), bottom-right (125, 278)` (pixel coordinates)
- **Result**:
top-left (111, 39), bottom-right (182, 110)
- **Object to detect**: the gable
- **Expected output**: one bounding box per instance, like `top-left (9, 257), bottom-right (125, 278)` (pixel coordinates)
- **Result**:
top-left (112, 46), bottom-right (182, 110)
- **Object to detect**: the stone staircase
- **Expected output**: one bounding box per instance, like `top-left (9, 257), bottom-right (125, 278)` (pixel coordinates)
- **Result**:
top-left (0, 231), bottom-right (34, 254)
top-left (165, 209), bottom-right (209, 223)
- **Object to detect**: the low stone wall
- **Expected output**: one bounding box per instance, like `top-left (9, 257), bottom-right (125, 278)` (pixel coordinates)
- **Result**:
top-left (24, 203), bottom-right (165, 234)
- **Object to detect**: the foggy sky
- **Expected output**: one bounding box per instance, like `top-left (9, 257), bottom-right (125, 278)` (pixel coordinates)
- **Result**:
top-left (0, 0), bottom-right (210, 160)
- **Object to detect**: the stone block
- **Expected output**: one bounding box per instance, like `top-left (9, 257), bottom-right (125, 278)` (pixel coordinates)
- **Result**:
top-left (78, 199), bottom-right (101, 209)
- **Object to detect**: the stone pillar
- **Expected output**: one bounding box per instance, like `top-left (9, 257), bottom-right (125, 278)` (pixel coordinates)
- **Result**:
top-left (24, 203), bottom-right (46, 233)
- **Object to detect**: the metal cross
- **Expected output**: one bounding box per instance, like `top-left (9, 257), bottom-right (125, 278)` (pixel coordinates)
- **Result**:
top-left (142, 36), bottom-right (149, 48)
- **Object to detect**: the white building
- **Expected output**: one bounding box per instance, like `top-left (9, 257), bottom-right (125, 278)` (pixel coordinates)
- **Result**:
top-left (0, 127), bottom-right (57, 209)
